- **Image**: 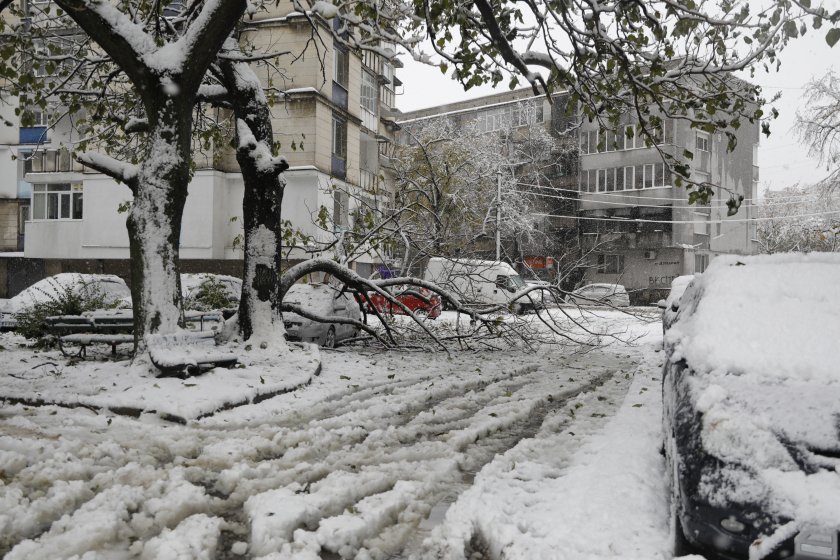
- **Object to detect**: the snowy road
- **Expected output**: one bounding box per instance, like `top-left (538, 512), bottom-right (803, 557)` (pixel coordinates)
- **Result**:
top-left (0, 311), bottom-right (670, 560)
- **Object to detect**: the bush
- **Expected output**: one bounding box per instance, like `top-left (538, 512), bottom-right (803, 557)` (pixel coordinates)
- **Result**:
top-left (16, 279), bottom-right (118, 341)
top-left (184, 277), bottom-right (238, 311)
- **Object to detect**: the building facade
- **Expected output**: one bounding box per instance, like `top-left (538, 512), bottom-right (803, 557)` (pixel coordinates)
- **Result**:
top-left (0, 2), bottom-right (401, 295)
top-left (577, 115), bottom-right (759, 302)
top-left (397, 90), bottom-right (759, 302)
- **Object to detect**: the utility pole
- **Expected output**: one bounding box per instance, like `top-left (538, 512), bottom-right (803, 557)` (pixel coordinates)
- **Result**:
top-left (496, 168), bottom-right (502, 261)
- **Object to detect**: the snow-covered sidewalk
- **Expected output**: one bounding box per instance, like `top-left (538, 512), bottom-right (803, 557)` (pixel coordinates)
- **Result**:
top-left (423, 340), bottom-right (671, 560)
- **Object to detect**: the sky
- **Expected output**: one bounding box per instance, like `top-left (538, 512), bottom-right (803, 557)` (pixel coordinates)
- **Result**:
top-left (394, 29), bottom-right (838, 194)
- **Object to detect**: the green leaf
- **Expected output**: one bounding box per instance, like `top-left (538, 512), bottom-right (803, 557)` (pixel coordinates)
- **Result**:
top-left (827, 28), bottom-right (840, 47)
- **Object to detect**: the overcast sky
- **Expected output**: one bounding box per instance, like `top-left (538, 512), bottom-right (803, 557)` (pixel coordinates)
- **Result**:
top-left (395, 30), bottom-right (838, 194)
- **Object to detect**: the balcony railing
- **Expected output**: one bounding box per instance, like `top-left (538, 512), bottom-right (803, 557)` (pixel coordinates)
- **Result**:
top-left (19, 127), bottom-right (48, 144)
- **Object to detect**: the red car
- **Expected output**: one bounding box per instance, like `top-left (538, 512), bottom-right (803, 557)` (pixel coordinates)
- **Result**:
top-left (363, 285), bottom-right (442, 319)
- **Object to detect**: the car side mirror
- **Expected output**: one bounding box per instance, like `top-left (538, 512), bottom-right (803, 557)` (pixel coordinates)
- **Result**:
top-left (656, 299), bottom-right (667, 310)
top-left (508, 286), bottom-right (516, 293)
top-left (671, 301), bottom-right (680, 312)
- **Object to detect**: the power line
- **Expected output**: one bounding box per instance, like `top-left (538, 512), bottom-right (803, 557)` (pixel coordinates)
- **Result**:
top-left (509, 188), bottom-right (817, 210)
top-left (531, 209), bottom-right (840, 225)
top-left (513, 180), bottom-right (824, 204)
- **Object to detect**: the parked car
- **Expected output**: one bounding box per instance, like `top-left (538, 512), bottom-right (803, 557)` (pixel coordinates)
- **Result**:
top-left (282, 283), bottom-right (361, 348)
top-left (0, 273), bottom-right (132, 331)
top-left (564, 283), bottom-right (630, 307)
top-left (423, 258), bottom-right (535, 313)
top-left (663, 254), bottom-right (840, 560)
top-left (656, 274), bottom-right (698, 333)
top-left (363, 285), bottom-right (442, 319)
top-left (181, 273), bottom-right (242, 312)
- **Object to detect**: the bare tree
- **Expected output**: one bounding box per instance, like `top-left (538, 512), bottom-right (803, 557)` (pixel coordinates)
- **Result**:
top-left (755, 184), bottom-right (840, 253)
top-left (797, 70), bottom-right (840, 189)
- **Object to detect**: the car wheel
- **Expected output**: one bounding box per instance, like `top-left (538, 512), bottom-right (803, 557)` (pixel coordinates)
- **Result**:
top-left (666, 430), bottom-right (695, 557)
top-left (323, 326), bottom-right (336, 349)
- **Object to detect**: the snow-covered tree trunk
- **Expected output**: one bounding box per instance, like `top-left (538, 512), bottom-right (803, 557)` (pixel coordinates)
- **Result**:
top-left (125, 100), bottom-right (194, 336)
top-left (218, 47), bottom-right (289, 348)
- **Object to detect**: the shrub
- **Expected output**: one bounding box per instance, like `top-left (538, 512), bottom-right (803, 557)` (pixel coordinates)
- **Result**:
top-left (184, 277), bottom-right (238, 311)
top-left (16, 279), bottom-right (117, 341)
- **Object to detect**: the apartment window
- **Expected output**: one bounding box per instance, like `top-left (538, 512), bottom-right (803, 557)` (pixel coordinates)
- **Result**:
top-left (588, 130), bottom-right (598, 153)
top-left (331, 114), bottom-right (347, 179)
top-left (623, 166), bottom-right (634, 191)
top-left (597, 169), bottom-right (607, 192)
top-left (597, 254), bottom-right (624, 274)
top-left (18, 203), bottom-right (29, 235)
top-left (663, 118), bottom-right (675, 144)
top-left (604, 131), bottom-right (615, 152)
top-left (624, 124), bottom-right (635, 149)
top-left (696, 132), bottom-right (710, 152)
top-left (332, 115), bottom-right (347, 160)
top-left (24, 148), bottom-right (74, 173)
top-left (606, 168), bottom-right (616, 192)
top-left (587, 169), bottom-right (597, 192)
top-left (615, 167), bottom-right (625, 190)
top-left (32, 183), bottom-right (82, 220)
top-left (654, 162), bottom-right (666, 187)
top-left (579, 132), bottom-right (590, 155)
top-left (643, 163), bottom-right (655, 188)
top-left (361, 70), bottom-right (377, 115)
top-left (333, 189), bottom-right (349, 229)
top-left (634, 125), bottom-right (646, 149)
top-left (333, 47), bottom-right (349, 89)
top-left (634, 164), bottom-right (645, 189)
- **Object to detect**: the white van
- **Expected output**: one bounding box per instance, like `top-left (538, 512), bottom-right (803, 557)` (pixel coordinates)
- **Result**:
top-left (423, 258), bottom-right (536, 312)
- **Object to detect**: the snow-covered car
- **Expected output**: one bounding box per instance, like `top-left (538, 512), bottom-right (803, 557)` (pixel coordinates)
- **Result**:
top-left (363, 285), bottom-right (442, 319)
top-left (656, 274), bottom-right (697, 333)
top-left (282, 283), bottom-right (361, 348)
top-left (565, 283), bottom-right (630, 307)
top-left (0, 273), bottom-right (131, 331)
top-left (181, 273), bottom-right (241, 311)
top-left (663, 253), bottom-right (840, 560)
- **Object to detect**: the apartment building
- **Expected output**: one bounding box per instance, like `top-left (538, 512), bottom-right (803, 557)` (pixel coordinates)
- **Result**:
top-left (577, 115), bottom-right (759, 302)
top-left (396, 89), bottom-right (580, 284)
top-left (396, 89), bottom-right (759, 301)
top-left (0, 2), bottom-right (401, 295)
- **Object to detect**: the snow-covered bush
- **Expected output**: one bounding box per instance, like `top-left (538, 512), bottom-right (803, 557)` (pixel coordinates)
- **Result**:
top-left (15, 279), bottom-right (120, 341)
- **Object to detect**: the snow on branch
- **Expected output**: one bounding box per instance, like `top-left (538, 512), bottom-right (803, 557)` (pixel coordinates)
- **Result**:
top-left (235, 119), bottom-right (288, 176)
top-left (75, 152), bottom-right (138, 189)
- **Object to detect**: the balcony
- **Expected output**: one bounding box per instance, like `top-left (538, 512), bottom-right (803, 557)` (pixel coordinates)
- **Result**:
top-left (19, 127), bottom-right (48, 144)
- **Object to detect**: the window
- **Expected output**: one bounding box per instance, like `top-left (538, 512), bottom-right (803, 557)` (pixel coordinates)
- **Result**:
top-left (606, 168), bottom-right (616, 192)
top-left (654, 162), bottom-right (666, 187)
top-left (663, 118), bottom-right (675, 144)
top-left (32, 183), bottom-right (82, 220)
top-left (624, 124), bottom-right (636, 149)
top-left (360, 70), bottom-right (377, 130)
top-left (634, 126), bottom-right (646, 149)
top-left (623, 166), bottom-right (634, 191)
top-left (333, 47), bottom-right (349, 88)
top-left (615, 167), bottom-right (625, 190)
top-left (597, 169), bottom-right (607, 192)
top-left (604, 130), bottom-right (615, 152)
top-left (333, 189), bottom-right (349, 229)
top-left (643, 164), bottom-right (655, 188)
top-left (579, 131), bottom-right (590, 155)
top-left (634, 164), bottom-right (645, 189)
top-left (696, 132), bottom-right (710, 152)
top-left (24, 148), bottom-right (74, 173)
top-left (597, 254), bottom-right (624, 274)
top-left (18, 203), bottom-right (29, 235)
top-left (332, 115), bottom-right (347, 160)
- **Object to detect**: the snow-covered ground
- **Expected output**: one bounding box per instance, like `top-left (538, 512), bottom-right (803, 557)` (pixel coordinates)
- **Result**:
top-left (0, 308), bottom-right (676, 559)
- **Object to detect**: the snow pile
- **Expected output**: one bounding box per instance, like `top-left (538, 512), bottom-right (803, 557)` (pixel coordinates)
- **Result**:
top-left (0, 335), bottom-right (320, 421)
top-left (666, 252), bottom-right (840, 382)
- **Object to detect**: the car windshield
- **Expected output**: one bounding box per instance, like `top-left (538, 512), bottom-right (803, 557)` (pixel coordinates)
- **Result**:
top-left (509, 275), bottom-right (526, 289)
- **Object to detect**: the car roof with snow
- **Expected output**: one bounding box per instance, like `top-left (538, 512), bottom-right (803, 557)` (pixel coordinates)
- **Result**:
top-left (4, 273), bottom-right (130, 313)
top-left (575, 283), bottom-right (626, 292)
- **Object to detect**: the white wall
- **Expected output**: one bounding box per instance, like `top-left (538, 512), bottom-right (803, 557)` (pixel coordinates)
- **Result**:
top-left (25, 167), bottom-right (334, 261)
top-left (0, 147), bottom-right (18, 199)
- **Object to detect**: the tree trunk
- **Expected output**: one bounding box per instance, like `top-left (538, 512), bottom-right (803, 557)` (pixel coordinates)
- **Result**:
top-left (127, 100), bottom-right (192, 344)
top-left (219, 54), bottom-right (288, 347)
